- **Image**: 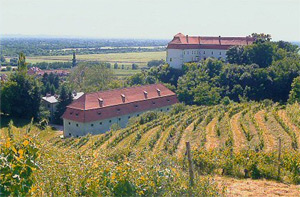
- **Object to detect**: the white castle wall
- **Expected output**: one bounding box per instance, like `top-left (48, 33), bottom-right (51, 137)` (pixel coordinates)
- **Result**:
top-left (63, 105), bottom-right (172, 137)
top-left (167, 48), bottom-right (227, 69)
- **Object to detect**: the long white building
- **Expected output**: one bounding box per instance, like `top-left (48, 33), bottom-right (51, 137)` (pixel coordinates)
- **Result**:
top-left (166, 33), bottom-right (255, 69)
top-left (62, 84), bottom-right (178, 137)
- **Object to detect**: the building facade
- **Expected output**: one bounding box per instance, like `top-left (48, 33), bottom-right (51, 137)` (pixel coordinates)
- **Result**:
top-left (62, 84), bottom-right (179, 137)
top-left (42, 92), bottom-right (84, 122)
top-left (166, 33), bottom-right (255, 69)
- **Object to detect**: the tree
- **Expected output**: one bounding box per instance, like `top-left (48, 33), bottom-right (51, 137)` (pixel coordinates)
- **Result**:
top-left (147, 59), bottom-right (165, 68)
top-left (244, 42), bottom-right (275, 68)
top-left (0, 55), bottom-right (6, 62)
top-left (288, 76), bottom-right (300, 103)
top-left (72, 51), bottom-right (77, 67)
top-left (54, 85), bottom-right (73, 124)
top-left (17, 53), bottom-right (27, 72)
top-left (132, 63), bottom-right (139, 70)
top-left (114, 63), bottom-right (119, 69)
top-left (50, 84), bottom-right (56, 95)
top-left (1, 54), bottom-right (41, 119)
top-left (68, 62), bottom-right (114, 93)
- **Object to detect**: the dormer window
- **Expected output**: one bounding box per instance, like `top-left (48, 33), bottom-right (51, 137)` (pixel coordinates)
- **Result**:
top-left (98, 112), bottom-right (101, 115)
top-left (135, 105), bottom-right (138, 108)
top-left (70, 112), bottom-right (73, 115)
top-left (152, 101), bottom-right (156, 105)
top-left (121, 94), bottom-right (126, 103)
top-left (75, 113), bottom-right (79, 117)
top-left (117, 108), bottom-right (121, 112)
top-left (167, 99), bottom-right (170, 102)
top-left (156, 88), bottom-right (161, 96)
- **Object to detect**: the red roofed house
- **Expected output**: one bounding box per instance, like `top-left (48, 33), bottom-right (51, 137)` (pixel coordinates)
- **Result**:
top-left (28, 67), bottom-right (70, 77)
top-left (62, 84), bottom-right (179, 137)
top-left (166, 33), bottom-right (255, 69)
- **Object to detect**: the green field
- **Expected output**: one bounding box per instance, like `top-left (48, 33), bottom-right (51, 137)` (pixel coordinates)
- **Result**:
top-left (26, 51), bottom-right (166, 68)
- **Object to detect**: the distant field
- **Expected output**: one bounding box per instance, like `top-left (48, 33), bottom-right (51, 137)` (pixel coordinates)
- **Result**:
top-left (26, 51), bottom-right (166, 67)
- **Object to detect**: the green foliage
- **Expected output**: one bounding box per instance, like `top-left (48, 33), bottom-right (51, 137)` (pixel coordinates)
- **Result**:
top-left (0, 130), bottom-right (39, 196)
top-left (288, 76), bottom-right (300, 103)
top-left (147, 59), bottom-right (165, 68)
top-left (53, 85), bottom-right (73, 124)
top-left (68, 62), bottom-right (114, 93)
top-left (1, 54), bottom-right (41, 119)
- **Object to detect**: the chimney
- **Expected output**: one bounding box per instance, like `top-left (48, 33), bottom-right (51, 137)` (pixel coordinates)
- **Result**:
top-left (121, 94), bottom-right (126, 103)
top-left (219, 36), bottom-right (221, 45)
top-left (98, 98), bottom-right (104, 107)
top-left (156, 88), bottom-right (161, 96)
top-left (144, 91), bottom-right (148, 99)
top-left (186, 35), bottom-right (189, 43)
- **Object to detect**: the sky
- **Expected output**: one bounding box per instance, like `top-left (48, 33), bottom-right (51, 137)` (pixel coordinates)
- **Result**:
top-left (0, 0), bottom-right (299, 41)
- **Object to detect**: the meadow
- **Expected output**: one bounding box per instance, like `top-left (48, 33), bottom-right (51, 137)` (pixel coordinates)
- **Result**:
top-left (1, 102), bottom-right (300, 196)
top-left (26, 51), bottom-right (166, 68)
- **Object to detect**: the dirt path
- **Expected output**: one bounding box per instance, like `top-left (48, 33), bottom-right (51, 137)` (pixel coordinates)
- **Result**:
top-left (214, 176), bottom-right (300, 196)
top-left (230, 113), bottom-right (248, 151)
top-left (205, 118), bottom-right (219, 150)
top-left (278, 110), bottom-right (300, 151)
top-left (254, 110), bottom-right (276, 152)
top-left (176, 119), bottom-right (198, 157)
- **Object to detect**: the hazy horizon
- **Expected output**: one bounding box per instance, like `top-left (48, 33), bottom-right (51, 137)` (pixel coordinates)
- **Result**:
top-left (1, 0), bottom-right (299, 41)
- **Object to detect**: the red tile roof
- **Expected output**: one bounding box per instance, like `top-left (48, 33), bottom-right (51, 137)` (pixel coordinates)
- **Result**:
top-left (167, 33), bottom-right (255, 50)
top-left (62, 84), bottom-right (179, 123)
top-left (27, 67), bottom-right (70, 76)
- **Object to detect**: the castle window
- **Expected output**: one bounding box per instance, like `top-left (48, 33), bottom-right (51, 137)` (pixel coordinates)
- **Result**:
top-left (160, 109), bottom-right (163, 112)
top-left (203, 51), bottom-right (205, 54)
top-left (219, 52), bottom-right (222, 55)
top-left (137, 114), bottom-right (139, 117)
top-left (170, 58), bottom-right (172, 62)
top-left (91, 124), bottom-right (94, 127)
top-left (100, 122), bottom-right (102, 125)
top-left (69, 133), bottom-right (71, 136)
top-left (69, 122), bottom-right (71, 125)
top-left (167, 108), bottom-right (169, 111)
top-left (76, 124), bottom-right (78, 127)
top-left (119, 118), bottom-right (121, 121)
top-left (109, 120), bottom-right (112, 123)
top-left (128, 116), bottom-right (131, 119)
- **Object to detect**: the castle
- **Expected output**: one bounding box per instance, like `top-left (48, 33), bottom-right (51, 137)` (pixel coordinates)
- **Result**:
top-left (166, 33), bottom-right (255, 69)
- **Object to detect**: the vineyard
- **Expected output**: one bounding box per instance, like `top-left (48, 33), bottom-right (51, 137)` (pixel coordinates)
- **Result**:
top-left (1, 102), bottom-right (300, 196)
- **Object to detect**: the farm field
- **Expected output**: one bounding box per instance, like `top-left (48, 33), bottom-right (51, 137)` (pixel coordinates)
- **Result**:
top-left (26, 51), bottom-right (166, 67)
top-left (1, 102), bottom-right (300, 196)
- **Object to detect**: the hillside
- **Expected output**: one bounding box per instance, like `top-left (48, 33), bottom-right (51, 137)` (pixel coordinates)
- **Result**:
top-left (1, 102), bottom-right (300, 196)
